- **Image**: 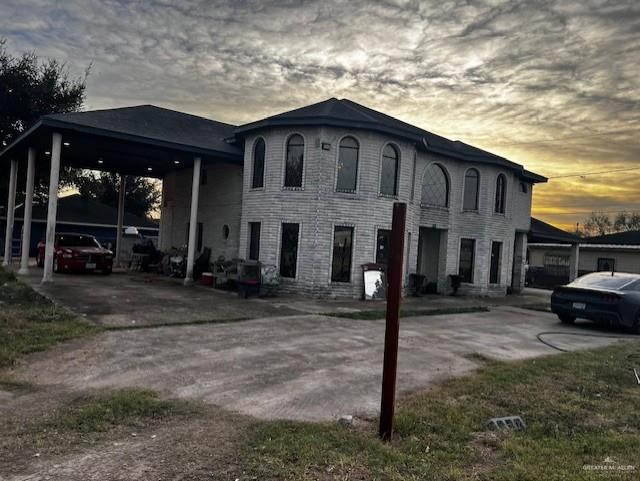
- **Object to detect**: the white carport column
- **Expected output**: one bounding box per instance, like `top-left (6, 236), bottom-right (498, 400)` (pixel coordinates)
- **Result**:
top-left (2, 158), bottom-right (18, 266)
top-left (569, 242), bottom-right (580, 282)
top-left (41, 133), bottom-right (63, 284)
top-left (18, 148), bottom-right (36, 274)
top-left (184, 156), bottom-right (201, 285)
top-left (115, 174), bottom-right (126, 267)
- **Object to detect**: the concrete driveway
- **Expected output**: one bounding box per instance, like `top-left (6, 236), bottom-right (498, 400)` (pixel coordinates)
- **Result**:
top-left (15, 305), bottom-right (632, 421)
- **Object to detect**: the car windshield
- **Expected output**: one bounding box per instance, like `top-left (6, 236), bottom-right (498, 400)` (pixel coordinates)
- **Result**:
top-left (57, 235), bottom-right (101, 248)
top-left (571, 273), bottom-right (638, 290)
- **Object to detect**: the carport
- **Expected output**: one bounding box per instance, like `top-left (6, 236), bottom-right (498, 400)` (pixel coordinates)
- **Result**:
top-left (0, 105), bottom-right (242, 284)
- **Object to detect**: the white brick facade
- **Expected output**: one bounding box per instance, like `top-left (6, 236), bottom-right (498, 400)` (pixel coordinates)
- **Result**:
top-left (159, 125), bottom-right (535, 299)
top-left (159, 162), bottom-right (243, 260)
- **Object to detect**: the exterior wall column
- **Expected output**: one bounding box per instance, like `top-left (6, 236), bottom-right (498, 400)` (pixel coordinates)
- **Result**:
top-left (184, 156), bottom-right (201, 285)
top-left (569, 242), bottom-right (580, 282)
top-left (511, 231), bottom-right (527, 293)
top-left (2, 158), bottom-right (18, 266)
top-left (157, 177), bottom-right (165, 250)
top-left (115, 174), bottom-right (126, 267)
top-left (42, 133), bottom-right (62, 283)
top-left (18, 148), bottom-right (36, 274)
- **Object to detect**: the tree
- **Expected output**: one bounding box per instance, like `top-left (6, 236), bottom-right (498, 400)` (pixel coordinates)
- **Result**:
top-left (0, 38), bottom-right (88, 204)
top-left (579, 211), bottom-right (640, 237)
top-left (1, 39), bottom-right (158, 219)
top-left (613, 212), bottom-right (640, 232)
top-left (75, 172), bottom-right (160, 218)
top-left (581, 212), bottom-right (614, 237)
top-left (0, 38), bottom-right (88, 148)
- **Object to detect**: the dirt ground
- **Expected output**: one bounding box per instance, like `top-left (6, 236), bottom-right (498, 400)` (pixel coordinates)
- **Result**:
top-left (0, 383), bottom-right (250, 481)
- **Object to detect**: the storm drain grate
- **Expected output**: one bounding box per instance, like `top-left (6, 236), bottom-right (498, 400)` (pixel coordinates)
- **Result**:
top-left (486, 415), bottom-right (526, 430)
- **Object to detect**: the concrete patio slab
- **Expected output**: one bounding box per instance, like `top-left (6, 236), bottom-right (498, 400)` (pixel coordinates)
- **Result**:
top-left (19, 269), bottom-right (305, 326)
top-left (16, 266), bottom-right (551, 326)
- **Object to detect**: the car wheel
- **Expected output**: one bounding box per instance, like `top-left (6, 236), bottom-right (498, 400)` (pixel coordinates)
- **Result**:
top-left (53, 256), bottom-right (59, 273)
top-left (558, 314), bottom-right (576, 324)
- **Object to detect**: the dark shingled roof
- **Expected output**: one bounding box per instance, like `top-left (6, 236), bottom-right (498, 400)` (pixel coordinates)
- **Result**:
top-left (235, 98), bottom-right (547, 183)
top-left (584, 231), bottom-right (640, 245)
top-left (529, 217), bottom-right (580, 243)
top-left (7, 194), bottom-right (158, 229)
top-left (42, 105), bottom-right (241, 157)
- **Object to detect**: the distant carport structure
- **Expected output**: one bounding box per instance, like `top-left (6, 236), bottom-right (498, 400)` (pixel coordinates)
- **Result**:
top-left (0, 105), bottom-right (241, 284)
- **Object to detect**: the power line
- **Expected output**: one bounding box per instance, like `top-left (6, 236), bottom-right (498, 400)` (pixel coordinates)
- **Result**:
top-left (546, 166), bottom-right (640, 179)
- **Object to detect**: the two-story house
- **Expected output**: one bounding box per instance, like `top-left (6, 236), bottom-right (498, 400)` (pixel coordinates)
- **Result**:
top-left (159, 98), bottom-right (546, 297)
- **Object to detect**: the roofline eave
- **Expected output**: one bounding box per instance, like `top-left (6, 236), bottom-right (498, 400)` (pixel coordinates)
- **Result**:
top-left (0, 117), bottom-right (243, 164)
top-left (0, 119), bottom-right (44, 160)
top-left (40, 118), bottom-right (243, 162)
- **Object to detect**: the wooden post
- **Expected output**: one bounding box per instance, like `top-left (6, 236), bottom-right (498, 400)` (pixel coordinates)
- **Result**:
top-left (379, 202), bottom-right (406, 441)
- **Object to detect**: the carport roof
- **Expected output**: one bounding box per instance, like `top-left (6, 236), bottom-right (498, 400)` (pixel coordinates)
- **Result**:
top-left (0, 105), bottom-right (242, 177)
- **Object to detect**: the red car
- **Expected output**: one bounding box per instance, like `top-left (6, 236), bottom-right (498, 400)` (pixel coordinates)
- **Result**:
top-left (37, 233), bottom-right (113, 274)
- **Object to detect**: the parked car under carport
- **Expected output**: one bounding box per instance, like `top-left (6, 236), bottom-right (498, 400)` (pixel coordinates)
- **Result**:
top-left (37, 233), bottom-right (113, 274)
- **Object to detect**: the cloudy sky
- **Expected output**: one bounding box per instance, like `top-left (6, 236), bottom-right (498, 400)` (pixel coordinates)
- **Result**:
top-left (1, 0), bottom-right (638, 230)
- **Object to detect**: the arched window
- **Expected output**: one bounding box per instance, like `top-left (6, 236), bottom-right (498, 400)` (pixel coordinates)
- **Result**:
top-left (284, 134), bottom-right (304, 188)
top-left (251, 138), bottom-right (265, 189)
top-left (336, 136), bottom-right (359, 192)
top-left (380, 144), bottom-right (399, 196)
top-left (421, 163), bottom-right (449, 207)
top-left (463, 168), bottom-right (479, 211)
top-left (494, 174), bottom-right (506, 213)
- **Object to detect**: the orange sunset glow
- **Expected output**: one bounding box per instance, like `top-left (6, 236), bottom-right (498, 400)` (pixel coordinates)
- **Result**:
top-left (2, 0), bottom-right (638, 232)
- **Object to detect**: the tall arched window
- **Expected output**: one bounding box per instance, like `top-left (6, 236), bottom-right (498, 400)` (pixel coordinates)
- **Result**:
top-left (421, 163), bottom-right (449, 207)
top-left (336, 136), bottom-right (359, 192)
top-left (284, 134), bottom-right (304, 188)
top-left (463, 168), bottom-right (479, 211)
top-left (380, 144), bottom-right (399, 196)
top-left (494, 174), bottom-right (506, 213)
top-left (251, 138), bottom-right (265, 189)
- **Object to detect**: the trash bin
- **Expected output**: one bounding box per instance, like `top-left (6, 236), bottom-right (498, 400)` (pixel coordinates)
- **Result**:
top-left (409, 273), bottom-right (426, 296)
top-left (237, 260), bottom-right (261, 298)
top-left (449, 274), bottom-right (462, 295)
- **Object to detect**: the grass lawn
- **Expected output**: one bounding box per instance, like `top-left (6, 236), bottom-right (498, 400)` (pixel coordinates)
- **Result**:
top-left (245, 342), bottom-right (640, 480)
top-left (0, 267), bottom-right (98, 369)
